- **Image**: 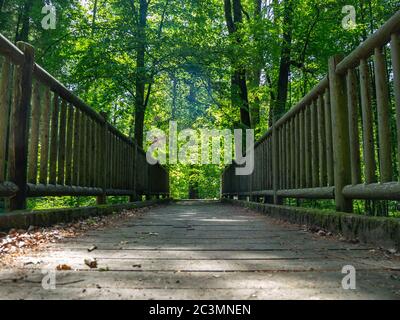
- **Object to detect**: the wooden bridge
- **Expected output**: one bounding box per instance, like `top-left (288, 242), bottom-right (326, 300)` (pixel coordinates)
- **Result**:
top-left (1, 11), bottom-right (400, 300)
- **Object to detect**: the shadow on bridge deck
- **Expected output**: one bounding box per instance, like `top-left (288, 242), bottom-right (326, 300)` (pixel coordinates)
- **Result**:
top-left (0, 201), bottom-right (399, 299)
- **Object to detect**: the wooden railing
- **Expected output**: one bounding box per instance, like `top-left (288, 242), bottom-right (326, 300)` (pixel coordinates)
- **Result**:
top-left (0, 34), bottom-right (169, 211)
top-left (222, 10), bottom-right (400, 213)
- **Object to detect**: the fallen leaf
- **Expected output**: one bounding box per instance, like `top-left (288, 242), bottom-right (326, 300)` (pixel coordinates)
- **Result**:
top-left (56, 264), bottom-right (72, 271)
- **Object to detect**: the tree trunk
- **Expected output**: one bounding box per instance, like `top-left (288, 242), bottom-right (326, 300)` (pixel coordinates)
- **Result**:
top-left (134, 0), bottom-right (148, 148)
top-left (224, 0), bottom-right (251, 129)
top-left (249, 0), bottom-right (262, 131)
top-left (92, 0), bottom-right (98, 35)
top-left (273, 0), bottom-right (294, 123)
top-left (16, 0), bottom-right (33, 42)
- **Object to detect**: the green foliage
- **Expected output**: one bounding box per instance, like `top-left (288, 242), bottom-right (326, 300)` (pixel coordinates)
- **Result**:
top-left (1, 0), bottom-right (399, 204)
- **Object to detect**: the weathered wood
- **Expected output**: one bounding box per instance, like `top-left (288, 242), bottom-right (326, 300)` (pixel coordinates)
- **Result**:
top-left (27, 183), bottom-right (103, 197)
top-left (336, 10), bottom-right (400, 75)
top-left (285, 123), bottom-right (290, 189)
top-left (0, 34), bottom-right (24, 65)
top-left (95, 121), bottom-right (101, 188)
top-left (359, 59), bottom-right (377, 184)
top-left (311, 100), bottom-right (319, 187)
top-left (27, 80), bottom-right (41, 184)
top-left (57, 99), bottom-right (67, 185)
top-left (328, 55), bottom-right (352, 212)
top-left (65, 105), bottom-right (74, 186)
top-left (86, 118), bottom-right (92, 187)
top-left (49, 93), bottom-right (59, 185)
top-left (346, 68), bottom-right (361, 185)
top-left (7, 60), bottom-right (20, 182)
top-left (343, 182), bottom-right (400, 200)
top-left (39, 87), bottom-right (51, 185)
top-left (317, 95), bottom-right (327, 187)
top-left (290, 118), bottom-right (295, 189)
top-left (0, 58), bottom-right (11, 182)
top-left (304, 105), bottom-right (312, 188)
top-left (272, 126), bottom-right (280, 204)
top-left (295, 114), bottom-right (300, 189)
top-left (299, 110), bottom-right (305, 188)
top-left (324, 89), bottom-right (334, 187)
top-left (391, 33), bottom-right (400, 176)
top-left (276, 186), bottom-right (335, 199)
top-left (9, 42), bottom-right (34, 210)
top-left (0, 181), bottom-right (18, 196)
top-left (374, 47), bottom-right (393, 182)
top-left (79, 113), bottom-right (87, 187)
top-left (275, 77), bottom-right (329, 128)
top-left (279, 127), bottom-right (283, 189)
top-left (72, 110), bottom-right (81, 186)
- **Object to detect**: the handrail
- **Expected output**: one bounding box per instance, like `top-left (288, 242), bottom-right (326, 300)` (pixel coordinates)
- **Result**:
top-left (222, 10), bottom-right (400, 215)
top-left (336, 10), bottom-right (400, 74)
top-left (0, 33), bottom-right (169, 210)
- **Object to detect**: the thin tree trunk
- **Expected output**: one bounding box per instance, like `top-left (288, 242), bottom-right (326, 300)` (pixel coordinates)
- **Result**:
top-left (92, 0), bottom-right (98, 35)
top-left (273, 0), bottom-right (294, 123)
top-left (134, 0), bottom-right (148, 148)
top-left (249, 0), bottom-right (262, 131)
top-left (224, 0), bottom-right (251, 129)
top-left (16, 0), bottom-right (33, 42)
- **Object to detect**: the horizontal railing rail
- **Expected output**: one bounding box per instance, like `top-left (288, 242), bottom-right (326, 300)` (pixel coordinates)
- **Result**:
top-left (222, 10), bottom-right (400, 213)
top-left (0, 34), bottom-right (169, 211)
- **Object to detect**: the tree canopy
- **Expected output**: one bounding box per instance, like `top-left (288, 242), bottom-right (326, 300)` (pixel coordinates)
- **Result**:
top-left (1, 0), bottom-right (398, 198)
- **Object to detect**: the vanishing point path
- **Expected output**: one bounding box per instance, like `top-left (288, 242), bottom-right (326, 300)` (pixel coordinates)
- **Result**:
top-left (1, 201), bottom-right (400, 299)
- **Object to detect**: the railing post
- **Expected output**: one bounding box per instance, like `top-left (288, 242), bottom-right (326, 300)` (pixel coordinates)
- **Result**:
top-left (328, 55), bottom-right (352, 212)
top-left (8, 42), bottom-right (34, 211)
top-left (272, 125), bottom-right (282, 205)
top-left (96, 112), bottom-right (107, 205)
top-left (129, 143), bottom-right (138, 202)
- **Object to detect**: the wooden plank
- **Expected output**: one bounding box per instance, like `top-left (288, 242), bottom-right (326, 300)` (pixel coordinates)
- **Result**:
top-left (299, 110), bottom-right (305, 188)
top-left (359, 59), bottom-right (377, 183)
top-left (39, 87), bottom-right (51, 185)
top-left (86, 118), bottom-right (92, 187)
top-left (304, 106), bottom-right (312, 188)
top-left (72, 110), bottom-right (80, 186)
top-left (27, 80), bottom-right (41, 184)
top-left (65, 105), bottom-right (74, 186)
top-left (285, 123), bottom-right (290, 189)
top-left (317, 95), bottom-right (327, 187)
top-left (324, 89), bottom-right (334, 186)
top-left (0, 58), bottom-right (11, 182)
top-left (79, 113), bottom-right (86, 187)
top-left (335, 10), bottom-right (400, 74)
top-left (290, 119), bottom-right (295, 189)
top-left (373, 47), bottom-right (393, 182)
top-left (57, 99), bottom-right (67, 185)
top-left (391, 33), bottom-right (400, 176)
top-left (9, 42), bottom-right (34, 210)
top-left (48, 93), bottom-right (59, 185)
top-left (328, 55), bottom-right (352, 212)
top-left (346, 69), bottom-right (361, 185)
top-left (295, 115), bottom-right (300, 188)
top-left (311, 100), bottom-right (319, 187)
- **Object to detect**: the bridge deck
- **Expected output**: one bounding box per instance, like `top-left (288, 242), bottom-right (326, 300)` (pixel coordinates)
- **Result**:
top-left (1, 201), bottom-right (400, 299)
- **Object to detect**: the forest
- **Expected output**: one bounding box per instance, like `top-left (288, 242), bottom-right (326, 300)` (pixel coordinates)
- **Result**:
top-left (0, 0), bottom-right (399, 204)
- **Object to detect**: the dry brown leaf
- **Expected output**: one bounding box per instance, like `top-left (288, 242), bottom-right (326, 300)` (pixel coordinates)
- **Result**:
top-left (56, 264), bottom-right (72, 271)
